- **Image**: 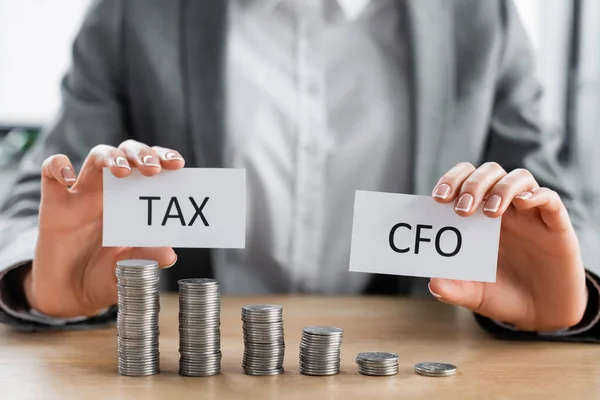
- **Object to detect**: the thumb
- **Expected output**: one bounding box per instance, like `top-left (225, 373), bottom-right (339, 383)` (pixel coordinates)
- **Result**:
top-left (428, 278), bottom-right (485, 312)
top-left (428, 278), bottom-right (529, 326)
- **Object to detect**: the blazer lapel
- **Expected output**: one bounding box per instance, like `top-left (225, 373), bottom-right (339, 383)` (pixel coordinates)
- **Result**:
top-left (405, 0), bottom-right (455, 194)
top-left (181, 0), bottom-right (228, 168)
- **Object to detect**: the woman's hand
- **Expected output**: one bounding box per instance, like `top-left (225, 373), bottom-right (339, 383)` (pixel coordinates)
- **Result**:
top-left (24, 140), bottom-right (185, 318)
top-left (429, 162), bottom-right (587, 331)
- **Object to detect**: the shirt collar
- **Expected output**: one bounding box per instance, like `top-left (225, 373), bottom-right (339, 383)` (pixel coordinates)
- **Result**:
top-left (336, 0), bottom-right (371, 20)
top-left (244, 0), bottom-right (372, 21)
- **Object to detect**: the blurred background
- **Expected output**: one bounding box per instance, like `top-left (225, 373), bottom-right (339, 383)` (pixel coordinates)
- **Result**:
top-left (0, 0), bottom-right (598, 222)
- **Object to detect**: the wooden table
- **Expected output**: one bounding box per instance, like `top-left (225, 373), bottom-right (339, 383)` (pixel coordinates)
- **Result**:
top-left (1, 295), bottom-right (599, 399)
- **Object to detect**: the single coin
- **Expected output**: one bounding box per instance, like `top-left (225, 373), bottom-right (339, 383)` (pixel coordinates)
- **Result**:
top-left (414, 362), bottom-right (457, 377)
top-left (303, 326), bottom-right (343, 336)
top-left (178, 278), bottom-right (219, 285)
top-left (357, 352), bottom-right (398, 362)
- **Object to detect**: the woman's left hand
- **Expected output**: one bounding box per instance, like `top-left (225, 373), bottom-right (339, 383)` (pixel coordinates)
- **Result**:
top-left (428, 162), bottom-right (587, 331)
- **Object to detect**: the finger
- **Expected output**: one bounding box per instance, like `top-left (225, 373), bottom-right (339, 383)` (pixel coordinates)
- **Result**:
top-left (512, 187), bottom-right (572, 231)
top-left (482, 168), bottom-right (539, 217)
top-left (70, 145), bottom-right (131, 192)
top-left (41, 154), bottom-right (76, 201)
top-left (118, 139), bottom-right (162, 176)
top-left (454, 162), bottom-right (507, 216)
top-left (152, 146), bottom-right (185, 170)
top-left (431, 162), bottom-right (476, 203)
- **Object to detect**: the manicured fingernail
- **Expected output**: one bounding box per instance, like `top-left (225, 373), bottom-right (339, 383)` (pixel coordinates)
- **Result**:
top-left (455, 193), bottom-right (474, 212)
top-left (164, 152), bottom-right (183, 161)
top-left (517, 191), bottom-right (533, 200)
top-left (483, 195), bottom-right (502, 213)
top-left (115, 157), bottom-right (131, 170)
top-left (61, 166), bottom-right (76, 183)
top-left (142, 155), bottom-right (160, 168)
top-left (432, 183), bottom-right (451, 199)
top-left (164, 254), bottom-right (177, 268)
top-left (428, 282), bottom-right (443, 299)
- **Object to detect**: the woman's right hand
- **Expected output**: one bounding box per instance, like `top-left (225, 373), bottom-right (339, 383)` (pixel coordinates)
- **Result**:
top-left (24, 140), bottom-right (185, 318)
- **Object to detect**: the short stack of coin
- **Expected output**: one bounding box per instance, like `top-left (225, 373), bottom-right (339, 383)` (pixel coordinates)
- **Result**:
top-left (414, 362), bottom-right (457, 377)
top-left (299, 326), bottom-right (343, 376)
top-left (241, 304), bottom-right (285, 375)
top-left (178, 278), bottom-right (222, 377)
top-left (116, 259), bottom-right (161, 376)
top-left (356, 352), bottom-right (399, 376)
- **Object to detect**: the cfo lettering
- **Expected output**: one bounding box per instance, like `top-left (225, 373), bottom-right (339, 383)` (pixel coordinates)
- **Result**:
top-left (388, 223), bottom-right (462, 257)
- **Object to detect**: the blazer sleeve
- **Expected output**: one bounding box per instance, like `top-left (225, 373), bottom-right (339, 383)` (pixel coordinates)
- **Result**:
top-left (477, 0), bottom-right (600, 341)
top-left (0, 0), bottom-right (126, 330)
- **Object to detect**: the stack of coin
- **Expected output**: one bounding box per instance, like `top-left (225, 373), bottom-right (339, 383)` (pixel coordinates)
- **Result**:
top-left (178, 278), bottom-right (222, 377)
top-left (356, 352), bottom-right (399, 376)
top-left (116, 259), bottom-right (160, 376)
top-left (414, 362), bottom-right (457, 377)
top-left (241, 304), bottom-right (285, 375)
top-left (299, 326), bottom-right (343, 376)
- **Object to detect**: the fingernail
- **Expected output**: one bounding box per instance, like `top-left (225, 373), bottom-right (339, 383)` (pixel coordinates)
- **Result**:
top-left (455, 193), bottom-right (474, 212)
top-left (164, 254), bottom-right (177, 268)
top-left (115, 157), bottom-right (131, 170)
top-left (483, 195), bottom-right (502, 213)
top-left (517, 191), bottom-right (533, 200)
top-left (142, 155), bottom-right (160, 168)
top-left (164, 152), bottom-right (183, 161)
top-left (61, 166), bottom-right (76, 183)
top-left (432, 183), bottom-right (451, 199)
top-left (428, 282), bottom-right (443, 299)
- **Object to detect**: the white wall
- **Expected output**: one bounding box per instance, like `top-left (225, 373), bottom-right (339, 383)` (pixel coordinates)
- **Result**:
top-left (0, 0), bottom-right (91, 126)
top-left (0, 0), bottom-right (565, 129)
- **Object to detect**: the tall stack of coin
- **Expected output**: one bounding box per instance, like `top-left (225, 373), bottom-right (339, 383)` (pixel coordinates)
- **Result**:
top-left (116, 259), bottom-right (160, 376)
top-left (299, 326), bottom-right (343, 376)
top-left (178, 278), bottom-right (221, 376)
top-left (241, 304), bottom-right (285, 375)
top-left (356, 352), bottom-right (399, 376)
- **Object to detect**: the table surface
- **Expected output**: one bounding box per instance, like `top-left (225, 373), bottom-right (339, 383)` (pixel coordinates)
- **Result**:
top-left (1, 295), bottom-right (599, 400)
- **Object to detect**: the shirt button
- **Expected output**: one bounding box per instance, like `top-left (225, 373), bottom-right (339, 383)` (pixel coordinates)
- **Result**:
top-left (305, 81), bottom-right (319, 96)
top-left (305, 141), bottom-right (319, 153)
top-left (303, 213), bottom-right (314, 227)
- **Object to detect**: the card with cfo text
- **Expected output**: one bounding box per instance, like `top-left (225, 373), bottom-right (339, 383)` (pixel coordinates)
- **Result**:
top-left (348, 190), bottom-right (501, 282)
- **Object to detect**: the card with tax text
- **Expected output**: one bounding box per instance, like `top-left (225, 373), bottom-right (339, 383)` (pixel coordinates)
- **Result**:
top-left (103, 168), bottom-right (246, 248)
top-left (349, 190), bottom-right (501, 282)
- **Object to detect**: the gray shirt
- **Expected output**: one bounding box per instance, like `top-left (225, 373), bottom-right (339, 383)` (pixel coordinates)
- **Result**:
top-left (218, 0), bottom-right (412, 294)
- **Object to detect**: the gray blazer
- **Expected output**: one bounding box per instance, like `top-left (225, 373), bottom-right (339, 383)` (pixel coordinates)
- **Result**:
top-left (1, 0), bottom-right (599, 334)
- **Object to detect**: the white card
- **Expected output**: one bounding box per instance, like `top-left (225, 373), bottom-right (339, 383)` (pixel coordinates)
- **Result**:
top-left (349, 191), bottom-right (500, 282)
top-left (103, 168), bottom-right (246, 248)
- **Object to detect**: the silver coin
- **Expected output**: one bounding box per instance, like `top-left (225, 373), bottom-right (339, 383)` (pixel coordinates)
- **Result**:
top-left (303, 326), bottom-right (343, 336)
top-left (414, 362), bottom-right (457, 377)
top-left (358, 369), bottom-right (398, 376)
top-left (357, 352), bottom-right (397, 362)
top-left (178, 278), bottom-right (219, 286)
top-left (242, 304), bottom-right (282, 312)
top-left (242, 368), bottom-right (284, 376)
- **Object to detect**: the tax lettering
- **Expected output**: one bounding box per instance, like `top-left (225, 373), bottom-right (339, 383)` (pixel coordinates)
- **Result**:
top-left (139, 196), bottom-right (209, 226)
top-left (388, 223), bottom-right (462, 257)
